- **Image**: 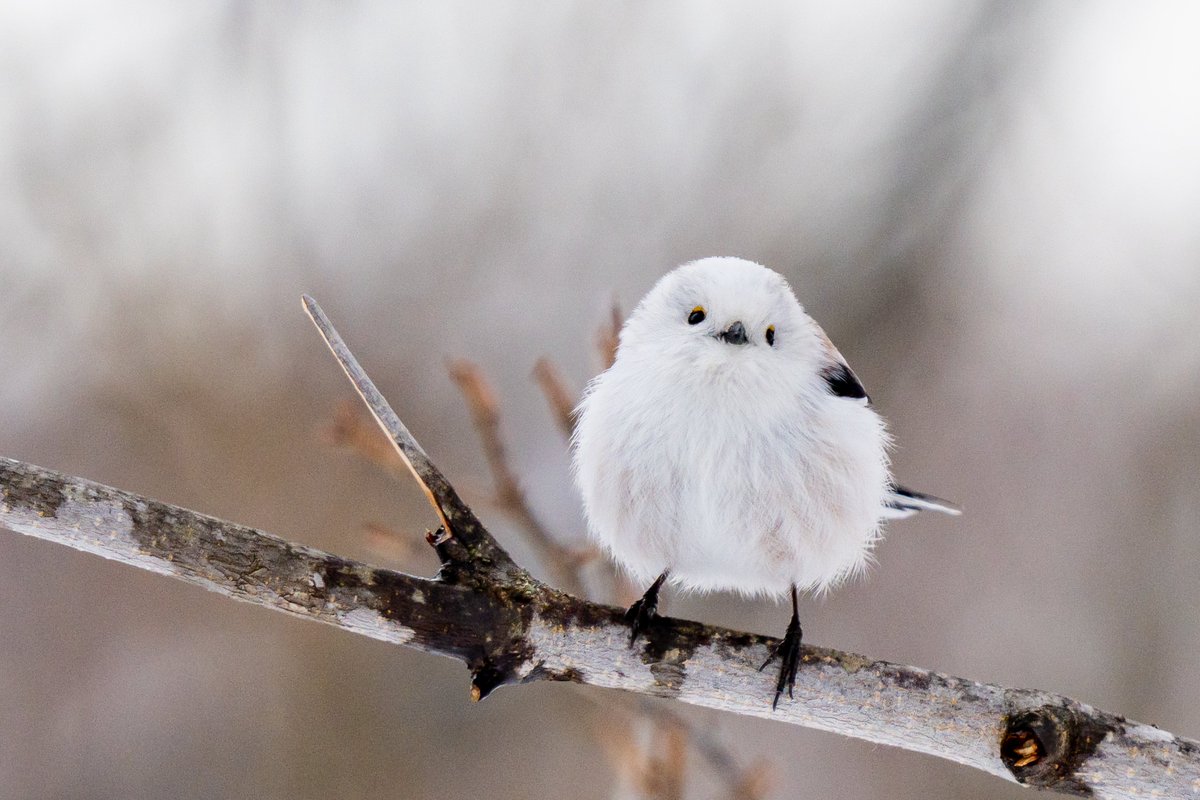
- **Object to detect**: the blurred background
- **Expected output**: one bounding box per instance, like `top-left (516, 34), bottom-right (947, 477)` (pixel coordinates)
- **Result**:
top-left (2, 2), bottom-right (1199, 798)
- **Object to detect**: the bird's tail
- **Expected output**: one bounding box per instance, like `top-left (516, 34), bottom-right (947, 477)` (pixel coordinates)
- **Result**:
top-left (884, 484), bottom-right (961, 519)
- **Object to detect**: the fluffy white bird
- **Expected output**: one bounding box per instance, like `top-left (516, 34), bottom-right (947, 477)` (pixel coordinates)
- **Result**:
top-left (572, 257), bottom-right (958, 707)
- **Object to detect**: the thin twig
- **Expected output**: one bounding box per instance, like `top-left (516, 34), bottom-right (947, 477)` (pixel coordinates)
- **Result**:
top-left (532, 301), bottom-right (622, 443)
top-left (627, 699), bottom-right (770, 800)
top-left (598, 716), bottom-right (652, 799)
top-left (598, 712), bottom-right (690, 800)
top-left (532, 357), bottom-right (578, 440)
top-left (361, 521), bottom-right (430, 565)
top-left (597, 302), bottom-right (623, 371)
top-left (447, 359), bottom-right (586, 595)
top-left (325, 399), bottom-right (408, 474)
top-left (648, 724), bottom-right (688, 800)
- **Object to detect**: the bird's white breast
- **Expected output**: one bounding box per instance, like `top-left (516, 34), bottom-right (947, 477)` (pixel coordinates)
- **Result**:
top-left (573, 356), bottom-right (890, 597)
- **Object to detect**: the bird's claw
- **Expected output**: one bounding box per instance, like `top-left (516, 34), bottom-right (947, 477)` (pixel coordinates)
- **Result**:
top-left (624, 571), bottom-right (668, 647)
top-left (759, 615), bottom-right (802, 710)
top-left (624, 594), bottom-right (658, 646)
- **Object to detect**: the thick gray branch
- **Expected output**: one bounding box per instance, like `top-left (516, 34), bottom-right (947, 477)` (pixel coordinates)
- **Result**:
top-left (2, 457), bottom-right (1197, 798)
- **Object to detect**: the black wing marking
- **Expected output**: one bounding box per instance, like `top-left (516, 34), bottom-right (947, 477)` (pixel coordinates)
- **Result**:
top-left (821, 361), bottom-right (869, 403)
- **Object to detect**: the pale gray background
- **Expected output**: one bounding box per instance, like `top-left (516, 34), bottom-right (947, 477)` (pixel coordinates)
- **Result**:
top-left (2, 2), bottom-right (1199, 799)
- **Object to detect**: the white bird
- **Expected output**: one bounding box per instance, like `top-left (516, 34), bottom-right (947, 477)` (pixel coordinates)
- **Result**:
top-left (572, 257), bottom-right (959, 707)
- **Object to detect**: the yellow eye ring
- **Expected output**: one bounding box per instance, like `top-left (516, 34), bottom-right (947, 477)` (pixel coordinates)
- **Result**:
top-left (687, 306), bottom-right (706, 325)
top-left (766, 325), bottom-right (776, 346)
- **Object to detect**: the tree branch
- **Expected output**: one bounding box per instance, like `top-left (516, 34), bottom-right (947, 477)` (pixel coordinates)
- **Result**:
top-left (597, 301), bottom-right (622, 371)
top-left (4, 457), bottom-right (1195, 797)
top-left (532, 357), bottom-right (578, 440)
top-left (2, 298), bottom-right (1196, 799)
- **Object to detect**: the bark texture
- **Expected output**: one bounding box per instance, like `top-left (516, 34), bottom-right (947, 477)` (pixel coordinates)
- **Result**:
top-left (5, 461), bottom-right (1199, 799)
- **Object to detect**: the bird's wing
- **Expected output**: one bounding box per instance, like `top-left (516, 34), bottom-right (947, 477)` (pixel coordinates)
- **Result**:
top-left (815, 325), bottom-right (870, 404)
top-left (883, 484), bottom-right (962, 518)
top-left (813, 324), bottom-right (960, 521)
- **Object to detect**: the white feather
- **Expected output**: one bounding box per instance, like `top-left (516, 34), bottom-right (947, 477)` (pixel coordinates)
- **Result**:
top-left (572, 257), bottom-right (894, 598)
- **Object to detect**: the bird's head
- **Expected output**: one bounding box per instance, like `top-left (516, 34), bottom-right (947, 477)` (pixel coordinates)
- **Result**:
top-left (619, 257), bottom-right (824, 382)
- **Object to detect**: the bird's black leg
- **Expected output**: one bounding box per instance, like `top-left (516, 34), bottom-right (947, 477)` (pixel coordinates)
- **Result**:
top-left (624, 570), bottom-right (668, 646)
top-left (759, 585), bottom-right (802, 710)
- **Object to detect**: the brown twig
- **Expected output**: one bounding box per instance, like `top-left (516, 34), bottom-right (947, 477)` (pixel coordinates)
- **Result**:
top-left (597, 302), bottom-right (623, 371)
top-left (598, 716), bottom-right (652, 797)
top-left (628, 699), bottom-right (771, 800)
top-left (447, 359), bottom-right (588, 596)
top-left (360, 521), bottom-right (430, 565)
top-left (325, 399), bottom-right (408, 474)
top-left (532, 302), bottom-right (623, 439)
top-left (597, 714), bottom-right (688, 800)
top-left (532, 358), bottom-right (578, 439)
top-left (648, 723), bottom-right (688, 800)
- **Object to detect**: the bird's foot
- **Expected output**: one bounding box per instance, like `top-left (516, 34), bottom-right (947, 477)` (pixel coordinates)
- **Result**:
top-left (759, 614), bottom-right (802, 710)
top-left (623, 595), bottom-right (658, 646)
top-left (624, 571), bottom-right (668, 646)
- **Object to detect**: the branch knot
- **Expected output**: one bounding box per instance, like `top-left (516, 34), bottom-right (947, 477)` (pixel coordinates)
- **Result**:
top-left (1002, 702), bottom-right (1120, 795)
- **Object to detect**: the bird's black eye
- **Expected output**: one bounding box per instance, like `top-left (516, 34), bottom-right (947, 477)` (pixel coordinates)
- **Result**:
top-left (687, 306), bottom-right (706, 325)
top-left (766, 325), bottom-right (776, 346)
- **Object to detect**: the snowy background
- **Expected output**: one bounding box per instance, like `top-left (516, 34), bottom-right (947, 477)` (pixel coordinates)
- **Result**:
top-left (2, 2), bottom-right (1199, 798)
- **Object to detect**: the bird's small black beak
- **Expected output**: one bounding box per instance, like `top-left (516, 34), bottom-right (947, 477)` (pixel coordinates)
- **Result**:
top-left (720, 321), bottom-right (749, 345)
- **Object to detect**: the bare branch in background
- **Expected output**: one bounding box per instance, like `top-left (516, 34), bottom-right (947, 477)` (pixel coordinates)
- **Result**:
top-left (360, 521), bottom-right (431, 566)
top-left (597, 302), bottom-right (623, 371)
top-left (532, 299), bottom-right (623, 443)
top-left (532, 357), bottom-right (578, 440)
top-left (3, 298), bottom-right (1197, 800)
top-left (646, 724), bottom-right (688, 800)
top-left (627, 699), bottom-right (772, 800)
top-left (596, 696), bottom-right (771, 800)
top-left (325, 399), bottom-right (408, 474)
top-left (729, 772), bottom-right (772, 800)
top-left (447, 359), bottom-right (589, 596)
